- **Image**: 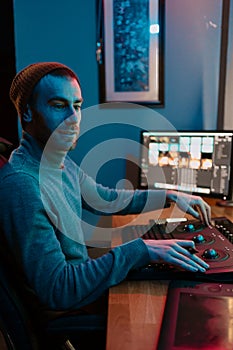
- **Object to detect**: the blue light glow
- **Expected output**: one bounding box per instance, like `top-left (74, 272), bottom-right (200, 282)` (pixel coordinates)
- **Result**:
top-left (150, 24), bottom-right (160, 34)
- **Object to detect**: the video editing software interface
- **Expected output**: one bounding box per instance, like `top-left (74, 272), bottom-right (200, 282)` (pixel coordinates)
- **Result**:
top-left (139, 131), bottom-right (233, 199)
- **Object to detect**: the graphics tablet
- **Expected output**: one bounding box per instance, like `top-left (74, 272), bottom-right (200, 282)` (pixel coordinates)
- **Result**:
top-left (157, 280), bottom-right (233, 350)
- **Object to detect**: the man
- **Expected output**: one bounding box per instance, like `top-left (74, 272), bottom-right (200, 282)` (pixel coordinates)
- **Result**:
top-left (0, 62), bottom-right (210, 317)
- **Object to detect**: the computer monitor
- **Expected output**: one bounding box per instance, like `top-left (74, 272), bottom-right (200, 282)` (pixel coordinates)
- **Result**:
top-left (139, 130), bottom-right (233, 201)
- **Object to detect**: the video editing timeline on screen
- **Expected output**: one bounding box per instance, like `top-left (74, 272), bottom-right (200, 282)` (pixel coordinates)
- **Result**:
top-left (124, 217), bottom-right (233, 282)
top-left (139, 131), bottom-right (233, 200)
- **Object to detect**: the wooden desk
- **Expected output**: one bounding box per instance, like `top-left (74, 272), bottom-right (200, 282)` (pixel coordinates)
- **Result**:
top-left (106, 199), bottom-right (233, 350)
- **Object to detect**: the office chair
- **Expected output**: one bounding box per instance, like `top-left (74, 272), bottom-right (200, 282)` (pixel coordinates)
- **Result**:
top-left (0, 138), bottom-right (107, 350)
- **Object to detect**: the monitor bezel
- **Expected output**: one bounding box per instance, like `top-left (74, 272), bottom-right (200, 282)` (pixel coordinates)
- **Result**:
top-left (138, 130), bottom-right (233, 201)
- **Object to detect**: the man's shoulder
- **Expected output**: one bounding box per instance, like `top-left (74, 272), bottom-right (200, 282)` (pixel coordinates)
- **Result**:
top-left (0, 160), bottom-right (39, 187)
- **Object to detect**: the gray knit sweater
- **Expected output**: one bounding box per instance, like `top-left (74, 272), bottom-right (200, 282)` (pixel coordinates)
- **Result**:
top-left (0, 133), bottom-right (167, 311)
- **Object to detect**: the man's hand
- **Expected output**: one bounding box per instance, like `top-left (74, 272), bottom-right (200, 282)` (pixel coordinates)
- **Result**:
top-left (144, 239), bottom-right (210, 272)
top-left (166, 190), bottom-right (211, 227)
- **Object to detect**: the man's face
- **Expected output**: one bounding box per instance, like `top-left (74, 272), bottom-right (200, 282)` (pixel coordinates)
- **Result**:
top-left (28, 74), bottom-right (83, 151)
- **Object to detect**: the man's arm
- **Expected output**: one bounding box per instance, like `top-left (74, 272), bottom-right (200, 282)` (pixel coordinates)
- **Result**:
top-left (79, 168), bottom-right (211, 225)
top-left (0, 172), bottom-right (150, 311)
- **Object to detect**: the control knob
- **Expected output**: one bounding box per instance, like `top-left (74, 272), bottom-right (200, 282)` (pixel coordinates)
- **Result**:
top-left (192, 234), bottom-right (205, 244)
top-left (184, 223), bottom-right (195, 232)
top-left (202, 248), bottom-right (219, 259)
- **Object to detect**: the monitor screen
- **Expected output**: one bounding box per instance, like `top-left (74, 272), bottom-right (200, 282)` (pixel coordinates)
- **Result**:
top-left (139, 130), bottom-right (233, 200)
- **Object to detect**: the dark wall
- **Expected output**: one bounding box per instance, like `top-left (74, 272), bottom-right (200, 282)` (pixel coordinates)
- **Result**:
top-left (0, 0), bottom-right (18, 146)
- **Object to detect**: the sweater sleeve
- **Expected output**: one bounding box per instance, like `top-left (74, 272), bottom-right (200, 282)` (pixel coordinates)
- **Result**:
top-left (0, 172), bottom-right (150, 311)
top-left (79, 166), bottom-right (168, 215)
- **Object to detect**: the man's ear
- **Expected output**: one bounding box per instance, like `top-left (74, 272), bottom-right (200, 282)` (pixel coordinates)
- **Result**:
top-left (23, 105), bottom-right (32, 122)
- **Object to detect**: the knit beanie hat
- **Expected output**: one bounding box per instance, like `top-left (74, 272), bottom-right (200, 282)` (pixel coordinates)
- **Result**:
top-left (9, 62), bottom-right (80, 120)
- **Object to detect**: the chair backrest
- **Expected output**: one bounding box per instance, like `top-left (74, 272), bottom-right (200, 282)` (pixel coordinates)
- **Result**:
top-left (0, 318), bottom-right (15, 350)
top-left (0, 155), bottom-right (8, 168)
top-left (0, 137), bottom-right (14, 169)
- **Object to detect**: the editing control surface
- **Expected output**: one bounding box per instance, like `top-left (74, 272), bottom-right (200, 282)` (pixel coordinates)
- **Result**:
top-left (124, 217), bottom-right (233, 282)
